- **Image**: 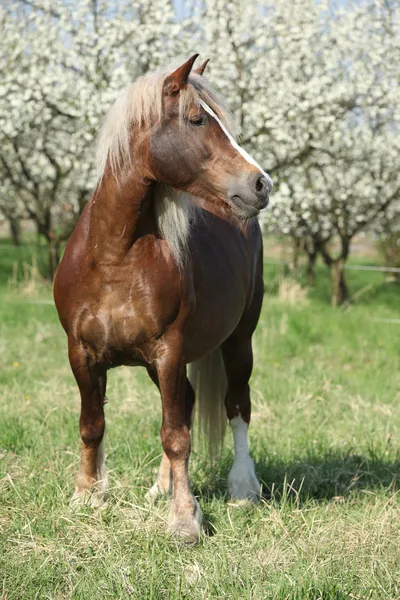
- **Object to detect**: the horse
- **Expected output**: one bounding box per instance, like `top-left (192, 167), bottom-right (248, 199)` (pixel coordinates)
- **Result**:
top-left (54, 54), bottom-right (272, 542)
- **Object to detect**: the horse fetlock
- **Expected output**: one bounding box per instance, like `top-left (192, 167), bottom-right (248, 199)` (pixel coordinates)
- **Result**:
top-left (71, 465), bottom-right (109, 508)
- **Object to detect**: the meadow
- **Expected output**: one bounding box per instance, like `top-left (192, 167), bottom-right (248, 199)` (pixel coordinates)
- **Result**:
top-left (0, 239), bottom-right (399, 599)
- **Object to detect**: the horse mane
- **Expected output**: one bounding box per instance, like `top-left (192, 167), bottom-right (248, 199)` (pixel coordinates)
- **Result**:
top-left (153, 186), bottom-right (197, 267)
top-left (95, 65), bottom-right (237, 266)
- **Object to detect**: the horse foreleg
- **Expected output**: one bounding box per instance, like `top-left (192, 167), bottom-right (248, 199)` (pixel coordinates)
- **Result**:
top-left (145, 368), bottom-right (173, 500)
top-left (221, 335), bottom-right (261, 503)
top-left (69, 341), bottom-right (108, 507)
top-left (156, 348), bottom-right (201, 542)
top-left (146, 368), bottom-right (195, 503)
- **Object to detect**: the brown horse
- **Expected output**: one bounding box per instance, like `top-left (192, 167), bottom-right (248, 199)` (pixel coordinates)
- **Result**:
top-left (54, 54), bottom-right (272, 542)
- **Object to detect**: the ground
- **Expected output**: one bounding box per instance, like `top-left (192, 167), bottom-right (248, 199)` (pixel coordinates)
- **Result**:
top-left (0, 239), bottom-right (399, 599)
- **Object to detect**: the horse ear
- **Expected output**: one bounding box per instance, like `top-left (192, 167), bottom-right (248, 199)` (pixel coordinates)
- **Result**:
top-left (164, 53), bottom-right (199, 96)
top-left (194, 59), bottom-right (210, 76)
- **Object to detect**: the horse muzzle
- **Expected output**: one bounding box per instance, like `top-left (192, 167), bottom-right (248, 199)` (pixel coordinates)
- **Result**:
top-left (228, 173), bottom-right (272, 219)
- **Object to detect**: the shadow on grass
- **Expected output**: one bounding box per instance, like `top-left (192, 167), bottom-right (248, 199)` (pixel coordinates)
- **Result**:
top-left (273, 582), bottom-right (353, 600)
top-left (192, 448), bottom-right (400, 505)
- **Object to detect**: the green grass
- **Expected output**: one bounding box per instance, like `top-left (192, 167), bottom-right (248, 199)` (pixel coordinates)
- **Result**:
top-left (1, 241), bottom-right (400, 599)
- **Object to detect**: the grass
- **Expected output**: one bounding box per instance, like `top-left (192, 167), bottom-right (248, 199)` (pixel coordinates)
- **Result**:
top-left (0, 240), bottom-right (400, 599)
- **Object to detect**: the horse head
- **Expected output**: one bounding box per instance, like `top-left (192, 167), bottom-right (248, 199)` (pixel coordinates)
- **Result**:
top-left (147, 54), bottom-right (273, 220)
top-left (96, 54), bottom-right (272, 222)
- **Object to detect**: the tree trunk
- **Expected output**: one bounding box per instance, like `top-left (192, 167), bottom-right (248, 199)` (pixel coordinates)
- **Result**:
top-left (291, 237), bottom-right (302, 271)
top-left (35, 220), bottom-right (42, 246)
top-left (330, 260), bottom-right (349, 306)
top-left (8, 217), bottom-right (21, 246)
top-left (306, 249), bottom-right (317, 286)
top-left (319, 235), bottom-right (350, 306)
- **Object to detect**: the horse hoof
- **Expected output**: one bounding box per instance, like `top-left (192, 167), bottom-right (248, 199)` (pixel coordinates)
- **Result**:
top-left (170, 520), bottom-right (201, 544)
top-left (228, 463), bottom-right (261, 503)
top-left (70, 489), bottom-right (90, 507)
top-left (70, 480), bottom-right (109, 508)
top-left (169, 497), bottom-right (202, 543)
top-left (90, 489), bottom-right (108, 508)
top-left (145, 484), bottom-right (160, 503)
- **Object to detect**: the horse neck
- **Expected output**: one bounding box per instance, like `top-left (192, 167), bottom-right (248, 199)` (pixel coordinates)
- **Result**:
top-left (88, 168), bottom-right (153, 259)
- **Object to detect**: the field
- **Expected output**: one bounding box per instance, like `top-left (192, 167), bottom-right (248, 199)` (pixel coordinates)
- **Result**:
top-left (1, 240), bottom-right (400, 599)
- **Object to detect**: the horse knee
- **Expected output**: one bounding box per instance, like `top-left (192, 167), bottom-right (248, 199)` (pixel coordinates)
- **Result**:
top-left (80, 416), bottom-right (105, 447)
top-left (161, 425), bottom-right (190, 461)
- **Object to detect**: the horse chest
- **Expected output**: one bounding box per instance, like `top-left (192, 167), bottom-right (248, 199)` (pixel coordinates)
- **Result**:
top-left (74, 271), bottom-right (181, 362)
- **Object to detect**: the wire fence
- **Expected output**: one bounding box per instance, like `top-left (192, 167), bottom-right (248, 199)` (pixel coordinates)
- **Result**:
top-left (263, 259), bottom-right (400, 273)
top-left (1, 242), bottom-right (399, 272)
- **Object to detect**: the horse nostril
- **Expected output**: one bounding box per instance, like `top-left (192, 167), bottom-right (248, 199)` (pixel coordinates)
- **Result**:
top-left (255, 175), bottom-right (264, 192)
top-left (254, 174), bottom-right (273, 198)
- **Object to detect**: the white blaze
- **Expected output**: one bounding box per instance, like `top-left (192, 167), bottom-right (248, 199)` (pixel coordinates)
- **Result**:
top-left (199, 100), bottom-right (273, 191)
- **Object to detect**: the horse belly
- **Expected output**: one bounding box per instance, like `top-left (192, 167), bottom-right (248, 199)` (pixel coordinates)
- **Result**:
top-left (183, 217), bottom-right (259, 362)
top-left (183, 272), bottom-right (248, 362)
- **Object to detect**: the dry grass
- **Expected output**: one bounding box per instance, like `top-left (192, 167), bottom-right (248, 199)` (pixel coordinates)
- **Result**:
top-left (278, 275), bottom-right (309, 305)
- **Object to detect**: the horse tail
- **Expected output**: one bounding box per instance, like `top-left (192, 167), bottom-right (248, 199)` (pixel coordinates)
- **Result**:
top-left (188, 348), bottom-right (228, 458)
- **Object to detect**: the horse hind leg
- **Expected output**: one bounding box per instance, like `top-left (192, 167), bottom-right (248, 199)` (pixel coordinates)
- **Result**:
top-left (221, 334), bottom-right (261, 502)
top-left (69, 342), bottom-right (108, 508)
top-left (146, 451), bottom-right (173, 500)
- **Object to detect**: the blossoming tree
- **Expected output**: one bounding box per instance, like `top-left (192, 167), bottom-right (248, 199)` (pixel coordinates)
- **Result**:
top-left (1, 0), bottom-right (399, 298)
top-left (0, 0), bottom-right (185, 276)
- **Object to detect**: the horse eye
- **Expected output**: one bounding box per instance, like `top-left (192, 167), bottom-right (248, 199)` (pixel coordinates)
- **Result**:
top-left (189, 116), bottom-right (206, 127)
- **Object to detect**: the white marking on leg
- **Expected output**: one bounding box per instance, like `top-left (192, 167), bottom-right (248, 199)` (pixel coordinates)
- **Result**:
top-left (91, 438), bottom-right (109, 507)
top-left (199, 100), bottom-right (273, 191)
top-left (145, 453), bottom-right (173, 502)
top-left (228, 415), bottom-right (260, 502)
top-left (96, 438), bottom-right (108, 491)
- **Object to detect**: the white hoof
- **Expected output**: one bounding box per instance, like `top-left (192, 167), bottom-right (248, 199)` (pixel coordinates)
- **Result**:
top-left (90, 486), bottom-right (108, 508)
top-left (169, 496), bottom-right (202, 542)
top-left (228, 457), bottom-right (261, 503)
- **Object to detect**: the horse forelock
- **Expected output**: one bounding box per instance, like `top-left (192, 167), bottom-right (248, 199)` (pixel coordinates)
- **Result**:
top-left (95, 69), bottom-right (236, 183)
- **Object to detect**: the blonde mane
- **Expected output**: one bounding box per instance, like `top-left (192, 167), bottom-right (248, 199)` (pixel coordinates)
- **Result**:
top-left (95, 65), bottom-right (236, 266)
top-left (154, 186), bottom-right (198, 267)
